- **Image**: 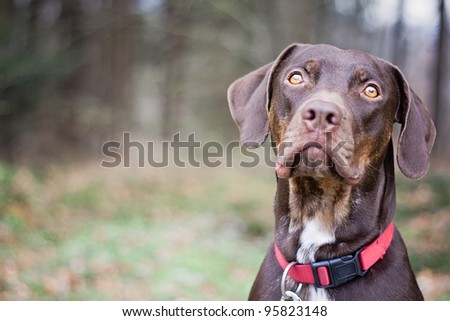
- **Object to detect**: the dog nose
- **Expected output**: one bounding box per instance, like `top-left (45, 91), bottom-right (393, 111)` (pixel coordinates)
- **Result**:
top-left (301, 100), bottom-right (343, 132)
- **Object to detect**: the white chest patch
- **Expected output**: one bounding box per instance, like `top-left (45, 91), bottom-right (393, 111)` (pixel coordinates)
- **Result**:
top-left (297, 218), bottom-right (335, 263)
top-left (296, 217), bottom-right (335, 301)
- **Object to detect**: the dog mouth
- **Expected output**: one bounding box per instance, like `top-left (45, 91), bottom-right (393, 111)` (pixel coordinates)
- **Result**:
top-left (275, 137), bottom-right (363, 185)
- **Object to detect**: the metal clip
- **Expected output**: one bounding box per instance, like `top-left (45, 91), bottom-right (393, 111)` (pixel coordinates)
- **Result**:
top-left (280, 261), bottom-right (302, 301)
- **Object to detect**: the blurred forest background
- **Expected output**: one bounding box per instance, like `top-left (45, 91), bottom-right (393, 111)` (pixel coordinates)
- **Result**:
top-left (0, 0), bottom-right (449, 300)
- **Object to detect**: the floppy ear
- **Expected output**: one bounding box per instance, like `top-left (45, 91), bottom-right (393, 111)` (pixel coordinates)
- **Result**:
top-left (227, 63), bottom-right (272, 148)
top-left (393, 67), bottom-right (436, 179)
top-left (227, 43), bottom-right (303, 148)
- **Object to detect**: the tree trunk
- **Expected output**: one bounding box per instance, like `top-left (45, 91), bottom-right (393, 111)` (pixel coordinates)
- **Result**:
top-left (391, 0), bottom-right (406, 69)
top-left (432, 0), bottom-right (450, 161)
top-left (161, 0), bottom-right (189, 139)
top-left (0, 0), bottom-right (42, 161)
top-left (107, 0), bottom-right (135, 139)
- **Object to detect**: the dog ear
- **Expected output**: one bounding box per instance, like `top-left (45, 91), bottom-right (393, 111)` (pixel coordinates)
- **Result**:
top-left (227, 44), bottom-right (302, 148)
top-left (393, 66), bottom-right (436, 179)
top-left (227, 63), bottom-right (272, 148)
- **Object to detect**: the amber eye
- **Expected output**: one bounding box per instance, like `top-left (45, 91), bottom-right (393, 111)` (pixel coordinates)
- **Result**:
top-left (288, 73), bottom-right (303, 85)
top-left (364, 85), bottom-right (379, 98)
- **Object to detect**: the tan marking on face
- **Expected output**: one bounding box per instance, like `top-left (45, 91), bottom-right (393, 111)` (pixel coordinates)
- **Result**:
top-left (352, 124), bottom-right (392, 174)
top-left (304, 90), bottom-right (346, 106)
top-left (268, 101), bottom-right (289, 148)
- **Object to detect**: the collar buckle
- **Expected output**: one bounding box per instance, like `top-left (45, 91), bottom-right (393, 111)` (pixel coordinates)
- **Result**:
top-left (311, 247), bottom-right (367, 288)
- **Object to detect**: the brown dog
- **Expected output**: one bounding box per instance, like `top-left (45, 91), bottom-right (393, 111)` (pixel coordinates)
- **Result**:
top-left (228, 44), bottom-right (435, 300)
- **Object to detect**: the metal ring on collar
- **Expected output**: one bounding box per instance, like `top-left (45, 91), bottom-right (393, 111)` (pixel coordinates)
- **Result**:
top-left (281, 261), bottom-right (303, 301)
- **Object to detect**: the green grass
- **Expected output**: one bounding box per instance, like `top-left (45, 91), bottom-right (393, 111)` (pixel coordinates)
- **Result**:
top-left (0, 163), bottom-right (273, 300)
top-left (0, 162), bottom-right (449, 300)
top-left (395, 172), bottom-right (450, 276)
top-left (396, 173), bottom-right (450, 219)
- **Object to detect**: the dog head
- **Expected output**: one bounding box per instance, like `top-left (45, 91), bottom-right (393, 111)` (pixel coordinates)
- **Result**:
top-left (228, 44), bottom-right (435, 184)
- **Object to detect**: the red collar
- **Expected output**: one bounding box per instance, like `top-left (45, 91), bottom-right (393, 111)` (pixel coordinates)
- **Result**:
top-left (274, 221), bottom-right (395, 288)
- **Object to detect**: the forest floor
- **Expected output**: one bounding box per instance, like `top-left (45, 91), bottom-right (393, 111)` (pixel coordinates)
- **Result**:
top-left (0, 161), bottom-right (449, 300)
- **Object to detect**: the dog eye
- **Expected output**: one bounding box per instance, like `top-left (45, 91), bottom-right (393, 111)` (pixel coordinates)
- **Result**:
top-left (288, 73), bottom-right (303, 85)
top-left (363, 85), bottom-right (379, 98)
